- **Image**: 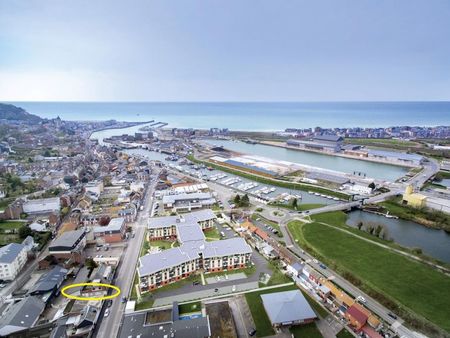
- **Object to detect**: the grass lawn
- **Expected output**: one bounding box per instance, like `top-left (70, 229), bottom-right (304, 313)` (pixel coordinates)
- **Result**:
top-left (0, 220), bottom-right (25, 231)
top-left (178, 301), bottom-right (201, 314)
top-left (205, 264), bottom-right (257, 280)
top-left (245, 284), bottom-right (297, 337)
top-left (150, 240), bottom-right (178, 250)
top-left (289, 323), bottom-right (323, 338)
top-left (343, 137), bottom-right (421, 148)
top-left (336, 329), bottom-right (355, 338)
top-left (266, 263), bottom-right (291, 286)
top-left (288, 213), bottom-right (450, 334)
top-left (0, 234), bottom-right (21, 246)
top-left (205, 226), bottom-right (221, 241)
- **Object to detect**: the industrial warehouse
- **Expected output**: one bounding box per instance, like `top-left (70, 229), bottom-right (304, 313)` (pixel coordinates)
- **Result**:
top-left (138, 210), bottom-right (253, 292)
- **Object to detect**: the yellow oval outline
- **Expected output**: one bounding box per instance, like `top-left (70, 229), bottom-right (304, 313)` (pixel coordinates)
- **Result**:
top-left (61, 282), bottom-right (121, 301)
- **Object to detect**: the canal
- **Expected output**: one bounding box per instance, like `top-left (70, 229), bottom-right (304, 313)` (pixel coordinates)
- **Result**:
top-left (347, 210), bottom-right (450, 263)
top-left (202, 139), bottom-right (408, 182)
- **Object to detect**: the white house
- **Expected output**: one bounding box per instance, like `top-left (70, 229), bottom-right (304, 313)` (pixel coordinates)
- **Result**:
top-left (0, 243), bottom-right (28, 281)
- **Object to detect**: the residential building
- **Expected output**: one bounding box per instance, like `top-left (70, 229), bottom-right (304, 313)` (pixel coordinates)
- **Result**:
top-left (261, 290), bottom-right (317, 327)
top-left (139, 210), bottom-right (251, 292)
top-left (28, 265), bottom-right (68, 303)
top-left (48, 229), bottom-right (86, 264)
top-left (0, 296), bottom-right (46, 336)
top-left (147, 209), bottom-right (216, 241)
top-left (345, 303), bottom-right (369, 331)
top-left (0, 243), bottom-right (27, 281)
top-left (93, 217), bottom-right (126, 243)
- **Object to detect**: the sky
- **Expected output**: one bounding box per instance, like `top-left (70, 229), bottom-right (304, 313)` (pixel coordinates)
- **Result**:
top-left (0, 0), bottom-right (450, 101)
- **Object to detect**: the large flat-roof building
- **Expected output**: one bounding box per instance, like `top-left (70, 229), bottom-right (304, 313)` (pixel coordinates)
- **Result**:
top-left (119, 302), bottom-right (211, 338)
top-left (162, 192), bottom-right (216, 212)
top-left (48, 229), bottom-right (86, 264)
top-left (23, 197), bottom-right (60, 215)
top-left (287, 135), bottom-right (343, 153)
top-left (139, 210), bottom-right (252, 292)
top-left (261, 290), bottom-right (317, 327)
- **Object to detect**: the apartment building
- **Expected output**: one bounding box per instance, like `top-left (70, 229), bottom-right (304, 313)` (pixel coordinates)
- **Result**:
top-left (147, 209), bottom-right (216, 241)
top-left (138, 210), bottom-right (252, 292)
top-left (0, 243), bottom-right (28, 281)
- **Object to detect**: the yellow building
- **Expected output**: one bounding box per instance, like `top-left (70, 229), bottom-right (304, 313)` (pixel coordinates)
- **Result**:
top-left (402, 185), bottom-right (427, 208)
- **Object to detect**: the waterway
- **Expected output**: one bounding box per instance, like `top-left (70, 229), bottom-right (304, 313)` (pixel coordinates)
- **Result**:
top-left (90, 122), bottom-right (154, 145)
top-left (202, 139), bottom-right (408, 182)
top-left (125, 147), bottom-right (337, 207)
top-left (347, 210), bottom-right (450, 263)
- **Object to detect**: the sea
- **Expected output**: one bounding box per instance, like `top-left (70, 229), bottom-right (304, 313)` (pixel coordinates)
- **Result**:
top-left (8, 101), bottom-right (450, 131)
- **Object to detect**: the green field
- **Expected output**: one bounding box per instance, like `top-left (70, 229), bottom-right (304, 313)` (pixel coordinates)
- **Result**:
top-left (343, 137), bottom-right (421, 148)
top-left (289, 323), bottom-right (323, 338)
top-left (0, 220), bottom-right (25, 231)
top-left (150, 240), bottom-right (178, 250)
top-left (287, 213), bottom-right (450, 334)
top-left (336, 329), bottom-right (355, 338)
top-left (245, 284), bottom-right (297, 337)
top-left (187, 155), bottom-right (350, 200)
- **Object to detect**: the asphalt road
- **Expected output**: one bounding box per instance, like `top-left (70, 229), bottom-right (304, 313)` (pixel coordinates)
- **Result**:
top-left (95, 169), bottom-right (159, 338)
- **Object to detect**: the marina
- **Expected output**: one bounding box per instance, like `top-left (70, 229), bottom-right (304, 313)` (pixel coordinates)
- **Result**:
top-left (202, 139), bottom-right (409, 181)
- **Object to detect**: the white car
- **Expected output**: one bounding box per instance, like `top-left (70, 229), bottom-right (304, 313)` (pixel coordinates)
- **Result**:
top-left (356, 296), bottom-right (366, 303)
top-left (104, 308), bottom-right (110, 317)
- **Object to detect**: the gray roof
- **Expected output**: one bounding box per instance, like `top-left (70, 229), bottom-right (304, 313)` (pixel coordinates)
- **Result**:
top-left (306, 172), bottom-right (350, 184)
top-left (148, 209), bottom-right (216, 229)
top-left (0, 243), bottom-right (26, 264)
top-left (163, 192), bottom-right (214, 204)
top-left (28, 265), bottom-right (68, 295)
top-left (49, 229), bottom-right (85, 251)
top-left (139, 246), bottom-right (200, 277)
top-left (0, 296), bottom-right (46, 336)
top-left (177, 224), bottom-right (206, 243)
top-left (93, 217), bottom-right (125, 234)
top-left (261, 290), bottom-right (317, 325)
top-left (313, 134), bottom-right (343, 142)
top-left (119, 311), bottom-right (210, 338)
top-left (367, 149), bottom-right (423, 162)
top-left (202, 238), bottom-right (252, 259)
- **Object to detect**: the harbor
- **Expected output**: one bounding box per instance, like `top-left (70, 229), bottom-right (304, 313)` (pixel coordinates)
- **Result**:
top-left (201, 139), bottom-right (409, 181)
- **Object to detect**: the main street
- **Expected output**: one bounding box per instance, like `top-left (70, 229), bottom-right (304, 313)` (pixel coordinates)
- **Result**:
top-left (95, 168), bottom-right (160, 338)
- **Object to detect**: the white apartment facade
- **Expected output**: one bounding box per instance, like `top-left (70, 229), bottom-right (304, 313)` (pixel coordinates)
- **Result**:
top-left (0, 243), bottom-right (28, 281)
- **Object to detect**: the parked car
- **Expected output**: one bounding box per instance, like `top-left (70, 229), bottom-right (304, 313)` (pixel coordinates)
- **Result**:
top-left (104, 308), bottom-right (110, 317)
top-left (319, 264), bottom-right (327, 269)
top-left (249, 328), bottom-right (257, 336)
top-left (192, 281), bottom-right (200, 286)
top-left (121, 297), bottom-right (127, 303)
top-left (214, 288), bottom-right (219, 292)
top-left (388, 312), bottom-right (397, 320)
top-left (356, 296), bottom-right (366, 303)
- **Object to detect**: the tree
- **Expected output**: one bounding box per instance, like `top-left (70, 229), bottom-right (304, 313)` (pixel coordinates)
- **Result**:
top-left (241, 194), bottom-right (250, 207)
top-left (233, 194), bottom-right (241, 205)
top-left (356, 221), bottom-right (363, 230)
top-left (85, 257), bottom-right (98, 270)
top-left (18, 225), bottom-right (32, 239)
top-left (292, 198), bottom-right (298, 210)
top-left (98, 215), bottom-right (111, 226)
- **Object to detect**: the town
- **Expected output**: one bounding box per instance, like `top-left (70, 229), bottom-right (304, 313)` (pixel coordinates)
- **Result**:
top-left (0, 103), bottom-right (449, 338)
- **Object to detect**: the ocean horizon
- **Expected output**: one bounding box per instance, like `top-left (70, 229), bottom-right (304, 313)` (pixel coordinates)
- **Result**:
top-left (6, 101), bottom-right (450, 131)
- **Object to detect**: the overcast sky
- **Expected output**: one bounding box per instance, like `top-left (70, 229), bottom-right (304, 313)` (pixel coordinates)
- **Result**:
top-left (1, 0), bottom-right (449, 101)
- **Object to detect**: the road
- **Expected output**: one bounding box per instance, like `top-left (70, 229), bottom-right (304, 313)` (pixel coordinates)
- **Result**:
top-left (95, 169), bottom-right (159, 338)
